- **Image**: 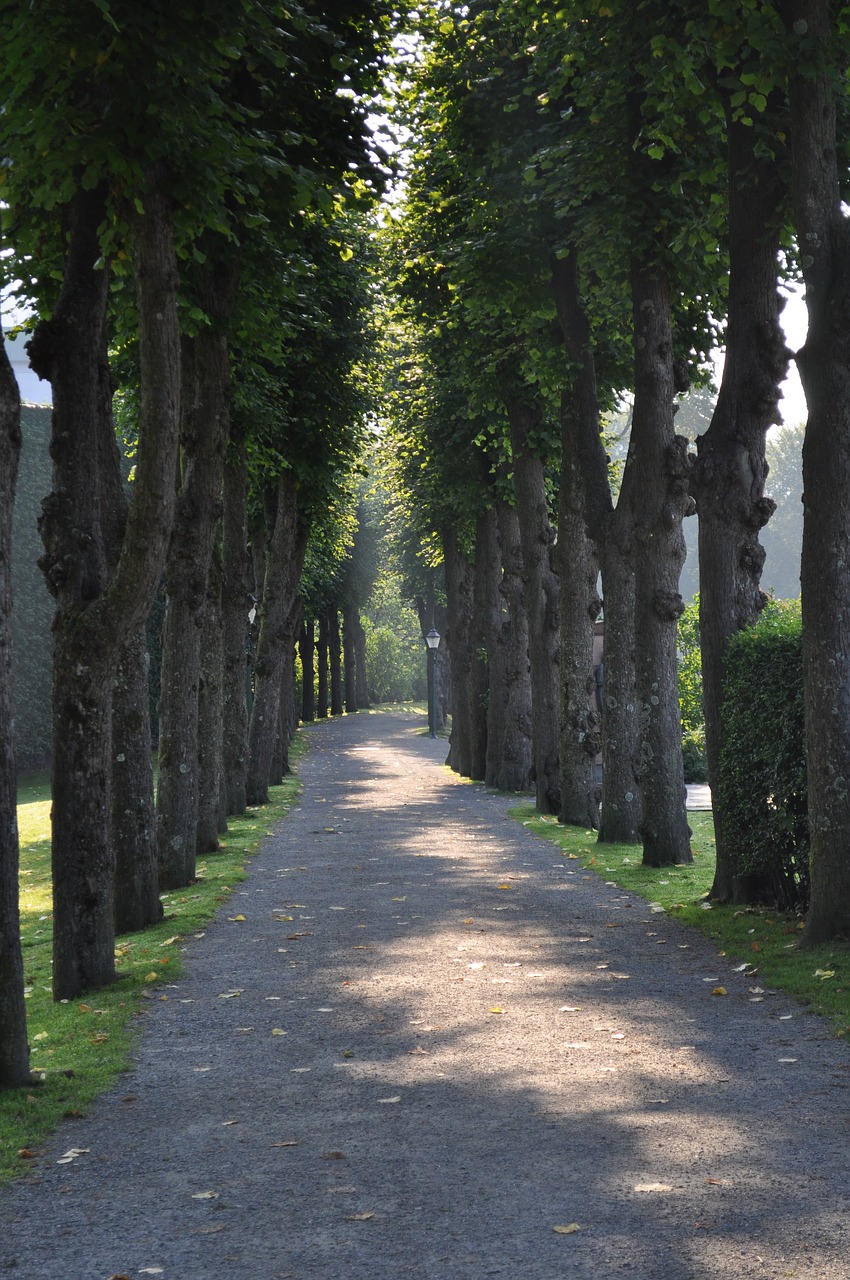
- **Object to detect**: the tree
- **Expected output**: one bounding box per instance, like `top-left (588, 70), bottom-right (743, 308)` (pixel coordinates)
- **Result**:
top-left (781, 0), bottom-right (850, 944)
top-left (0, 327), bottom-right (30, 1087)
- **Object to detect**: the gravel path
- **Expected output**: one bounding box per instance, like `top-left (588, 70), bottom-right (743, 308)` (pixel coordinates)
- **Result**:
top-left (3, 710), bottom-right (850, 1280)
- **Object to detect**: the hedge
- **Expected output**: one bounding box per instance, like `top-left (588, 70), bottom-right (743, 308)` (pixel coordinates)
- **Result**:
top-left (717, 601), bottom-right (808, 910)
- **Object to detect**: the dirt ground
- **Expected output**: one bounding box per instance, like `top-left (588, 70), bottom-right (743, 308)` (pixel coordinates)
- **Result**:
top-left (2, 710), bottom-right (849, 1280)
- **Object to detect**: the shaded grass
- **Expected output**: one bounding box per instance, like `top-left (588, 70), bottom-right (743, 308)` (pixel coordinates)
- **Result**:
top-left (512, 806), bottom-right (850, 1040)
top-left (2, 737), bottom-right (306, 1185)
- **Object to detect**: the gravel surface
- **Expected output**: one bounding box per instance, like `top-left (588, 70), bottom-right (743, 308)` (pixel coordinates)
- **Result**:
top-left (3, 710), bottom-right (850, 1280)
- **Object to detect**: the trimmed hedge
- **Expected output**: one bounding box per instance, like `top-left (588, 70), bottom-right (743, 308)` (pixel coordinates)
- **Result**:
top-left (718, 601), bottom-right (808, 910)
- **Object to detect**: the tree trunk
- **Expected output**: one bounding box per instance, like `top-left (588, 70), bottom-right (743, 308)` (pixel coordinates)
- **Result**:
top-left (443, 524), bottom-right (474, 776)
top-left (300, 619), bottom-right (316, 722)
top-left (328, 607), bottom-right (343, 716)
top-left (506, 397), bottom-right (561, 814)
top-left (29, 172), bottom-right (181, 998)
top-left (596, 541), bottom-right (640, 843)
top-left (246, 472), bottom-right (309, 804)
top-left (469, 506), bottom-right (498, 781)
top-left (551, 248), bottom-right (639, 842)
top-left (692, 109), bottom-right (789, 903)
top-left (343, 606), bottom-right (358, 713)
top-left (93, 295), bottom-right (160, 937)
top-left (157, 261), bottom-right (234, 889)
top-left (557, 387), bottom-right (602, 828)
top-left (354, 614), bottom-right (370, 709)
top-left (221, 418), bottom-right (250, 816)
top-left (112, 627), bottom-right (161, 934)
top-left (623, 261), bottom-right (691, 866)
top-left (0, 326), bottom-right (30, 1086)
top-left (197, 547), bottom-right (226, 853)
top-left (783, 0), bottom-right (850, 944)
top-left (488, 498), bottom-right (533, 792)
top-left (316, 611), bottom-right (329, 718)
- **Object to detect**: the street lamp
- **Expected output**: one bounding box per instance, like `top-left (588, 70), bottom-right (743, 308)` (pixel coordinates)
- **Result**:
top-left (425, 628), bottom-right (440, 738)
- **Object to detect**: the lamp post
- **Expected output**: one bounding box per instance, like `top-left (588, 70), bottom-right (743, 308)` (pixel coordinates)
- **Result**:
top-left (425, 628), bottom-right (440, 738)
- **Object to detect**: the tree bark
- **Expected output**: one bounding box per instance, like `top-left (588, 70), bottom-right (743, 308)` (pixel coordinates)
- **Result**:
top-left (328, 607), bottom-right (343, 716)
top-left (506, 397), bottom-right (561, 813)
top-left (343, 606), bottom-right (358, 713)
top-left (354, 613), bottom-right (370, 709)
top-left (157, 260), bottom-right (234, 889)
top-left (488, 498), bottom-right (533, 792)
top-left (300, 619), bottom-right (316, 722)
top-left (623, 261), bottom-right (691, 866)
top-left (0, 327), bottom-right (30, 1086)
top-left (112, 627), bottom-right (160, 934)
top-left (443, 524), bottom-right (474, 776)
top-left (467, 506), bottom-right (497, 780)
top-left (550, 248), bottom-right (639, 842)
top-left (246, 472), bottom-right (309, 804)
top-left (782, 0), bottom-right (850, 944)
top-left (221, 418), bottom-right (250, 815)
top-left (557, 385), bottom-right (602, 828)
top-left (197, 546), bottom-right (226, 853)
top-left (29, 172), bottom-right (181, 998)
top-left (316, 611), bottom-right (329, 718)
top-left (692, 109), bottom-right (789, 903)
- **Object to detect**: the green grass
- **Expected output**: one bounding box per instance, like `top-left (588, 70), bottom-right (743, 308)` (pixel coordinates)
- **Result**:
top-left (512, 806), bottom-right (850, 1040)
top-left (2, 738), bottom-right (306, 1185)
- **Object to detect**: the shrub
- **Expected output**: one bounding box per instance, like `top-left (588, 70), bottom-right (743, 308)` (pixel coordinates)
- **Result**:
top-left (682, 726), bottom-right (708, 783)
top-left (718, 601), bottom-right (808, 910)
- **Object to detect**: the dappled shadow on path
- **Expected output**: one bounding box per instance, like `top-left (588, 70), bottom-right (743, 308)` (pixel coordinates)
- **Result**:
top-left (234, 713), bottom-right (850, 1280)
top-left (3, 712), bottom-right (848, 1280)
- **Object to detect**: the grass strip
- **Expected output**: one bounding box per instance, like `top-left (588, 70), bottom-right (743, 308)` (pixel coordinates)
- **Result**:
top-left (2, 735), bottom-right (306, 1186)
top-left (512, 806), bottom-right (850, 1040)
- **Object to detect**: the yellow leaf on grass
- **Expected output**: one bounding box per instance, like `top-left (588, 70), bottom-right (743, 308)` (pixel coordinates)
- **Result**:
top-left (144, 973), bottom-right (159, 983)
top-left (553, 1223), bottom-right (581, 1234)
top-left (815, 969), bottom-right (836, 980)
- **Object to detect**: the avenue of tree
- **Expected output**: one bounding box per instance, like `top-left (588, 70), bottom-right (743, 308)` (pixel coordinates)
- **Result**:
top-left (2, 0), bottom-right (850, 1089)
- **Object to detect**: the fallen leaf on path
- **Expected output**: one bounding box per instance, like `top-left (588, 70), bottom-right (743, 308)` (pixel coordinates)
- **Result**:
top-left (489, 1007), bottom-right (504, 1014)
top-left (704, 1178), bottom-right (731, 1186)
top-left (377, 1096), bottom-right (401, 1103)
top-left (344, 1212), bottom-right (374, 1221)
top-left (271, 1141), bottom-right (299, 1148)
top-left (711, 987), bottom-right (728, 997)
top-left (56, 1148), bottom-right (89, 1165)
top-left (559, 1006), bottom-right (581, 1012)
top-left (191, 1227), bottom-right (225, 1235)
top-left (227, 916), bottom-right (246, 922)
top-left (634, 1183), bottom-right (673, 1193)
top-left (322, 1151), bottom-right (346, 1160)
top-left (408, 1046), bottom-right (429, 1054)
top-left (271, 1028), bottom-right (287, 1036)
top-left (553, 1224), bottom-right (581, 1234)
top-left (218, 990), bottom-right (243, 999)
top-left (191, 1191), bottom-right (219, 1200)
